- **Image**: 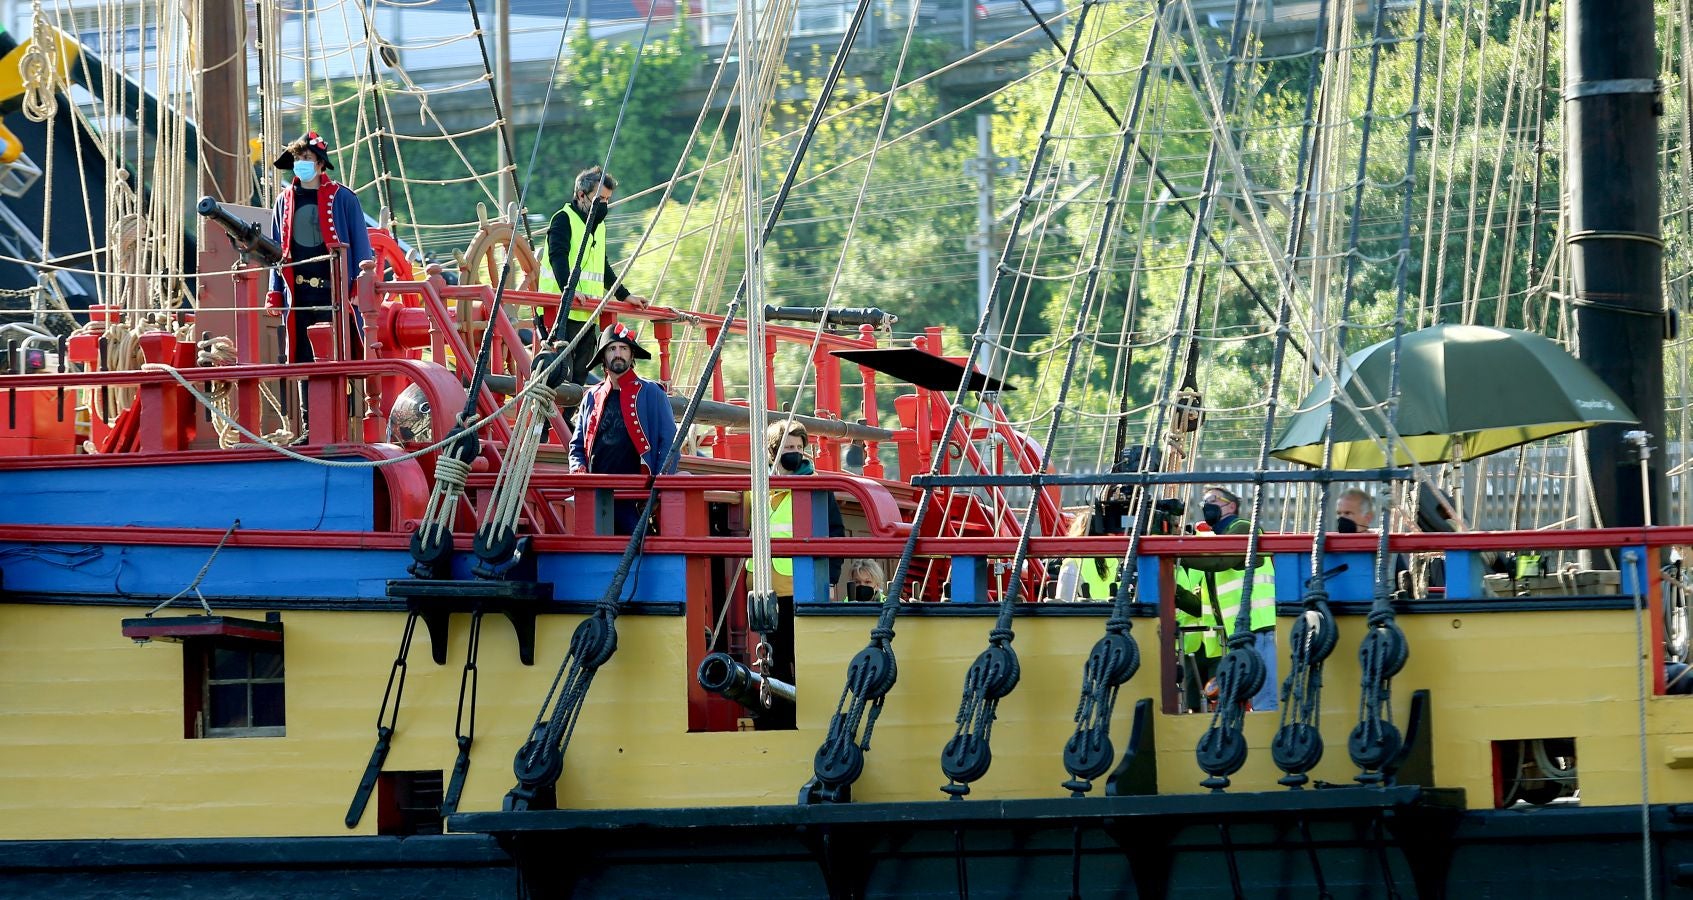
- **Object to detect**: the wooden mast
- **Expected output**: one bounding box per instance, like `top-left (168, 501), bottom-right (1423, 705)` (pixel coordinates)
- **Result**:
top-left (198, 0), bottom-right (249, 203)
top-left (1565, 0), bottom-right (1669, 527)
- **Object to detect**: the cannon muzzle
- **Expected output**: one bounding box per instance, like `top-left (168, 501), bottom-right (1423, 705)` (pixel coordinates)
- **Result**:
top-left (763, 305), bottom-right (895, 329)
top-left (197, 196), bottom-right (284, 266)
top-left (696, 651), bottom-right (795, 711)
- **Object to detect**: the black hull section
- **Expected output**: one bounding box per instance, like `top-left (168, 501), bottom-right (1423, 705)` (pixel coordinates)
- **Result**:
top-left (5, 802), bottom-right (1692, 898)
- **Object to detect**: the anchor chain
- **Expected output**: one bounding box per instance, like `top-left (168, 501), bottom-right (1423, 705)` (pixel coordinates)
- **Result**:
top-left (346, 611), bottom-right (421, 827)
top-left (753, 639), bottom-right (775, 709)
top-left (440, 608), bottom-right (485, 816)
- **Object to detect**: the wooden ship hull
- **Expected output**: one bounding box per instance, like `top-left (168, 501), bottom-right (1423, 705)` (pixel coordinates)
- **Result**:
top-left (0, 0), bottom-right (1689, 895)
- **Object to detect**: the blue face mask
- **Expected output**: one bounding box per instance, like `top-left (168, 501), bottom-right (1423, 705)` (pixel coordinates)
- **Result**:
top-left (292, 160), bottom-right (318, 182)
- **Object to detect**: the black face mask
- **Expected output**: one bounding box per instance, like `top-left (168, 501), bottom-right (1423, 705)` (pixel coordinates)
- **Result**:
top-left (779, 451), bottom-right (806, 472)
top-left (1202, 503), bottom-right (1223, 527)
top-left (1336, 516), bottom-right (1360, 534)
top-left (849, 584), bottom-right (878, 603)
top-left (587, 197), bottom-right (609, 229)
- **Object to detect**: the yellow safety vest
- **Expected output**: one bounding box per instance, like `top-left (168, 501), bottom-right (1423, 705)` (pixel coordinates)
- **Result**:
top-left (1077, 557), bottom-right (1118, 601)
top-left (1178, 530), bottom-right (1276, 657)
top-left (536, 204), bottom-right (602, 322)
top-left (746, 490), bottom-right (795, 595)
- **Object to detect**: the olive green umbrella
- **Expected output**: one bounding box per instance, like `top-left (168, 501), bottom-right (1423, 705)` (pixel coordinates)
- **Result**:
top-left (1272, 324), bottom-right (1638, 469)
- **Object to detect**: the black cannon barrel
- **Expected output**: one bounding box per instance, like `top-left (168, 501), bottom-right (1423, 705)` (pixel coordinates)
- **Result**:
top-left (763, 305), bottom-right (895, 329)
top-left (197, 196), bottom-right (284, 266)
top-left (480, 374), bottom-right (896, 443)
top-left (696, 651), bottom-right (795, 710)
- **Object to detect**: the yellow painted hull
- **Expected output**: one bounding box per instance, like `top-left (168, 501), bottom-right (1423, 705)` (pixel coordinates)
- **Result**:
top-left (1, 599), bottom-right (1686, 841)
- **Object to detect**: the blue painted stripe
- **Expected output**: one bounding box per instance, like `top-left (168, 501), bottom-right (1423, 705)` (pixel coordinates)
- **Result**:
top-left (0, 460), bottom-right (376, 531)
top-left (0, 541), bottom-right (687, 606)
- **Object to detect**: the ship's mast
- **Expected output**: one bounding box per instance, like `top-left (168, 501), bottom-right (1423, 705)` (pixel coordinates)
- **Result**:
top-left (200, 0), bottom-right (250, 204)
top-left (1565, 0), bottom-right (1668, 527)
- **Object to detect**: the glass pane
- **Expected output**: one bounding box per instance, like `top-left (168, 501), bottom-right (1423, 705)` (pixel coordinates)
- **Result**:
top-left (210, 647), bottom-right (249, 680)
top-left (252, 649), bottom-right (284, 679)
top-left (209, 684), bottom-right (248, 728)
top-left (252, 682), bottom-right (286, 728)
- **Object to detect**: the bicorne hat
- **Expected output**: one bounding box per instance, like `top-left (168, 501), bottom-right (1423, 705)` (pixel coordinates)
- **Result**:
top-left (272, 131), bottom-right (334, 171)
top-left (591, 321), bottom-right (652, 368)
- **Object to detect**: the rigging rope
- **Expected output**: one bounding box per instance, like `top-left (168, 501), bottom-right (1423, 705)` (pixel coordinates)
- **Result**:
top-left (503, 0), bottom-right (881, 810)
top-left (1164, 0), bottom-right (1269, 791)
top-left (1268, 0), bottom-right (1341, 789)
top-left (942, 0), bottom-right (1151, 795)
top-left (1048, 1), bottom-right (1169, 798)
top-left (1346, 0), bottom-right (1432, 785)
top-left (808, 0), bottom-right (1113, 804)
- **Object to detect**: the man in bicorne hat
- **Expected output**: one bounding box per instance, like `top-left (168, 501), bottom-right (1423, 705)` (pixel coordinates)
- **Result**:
top-left (569, 322), bottom-right (677, 533)
top-left (264, 131), bottom-right (373, 364)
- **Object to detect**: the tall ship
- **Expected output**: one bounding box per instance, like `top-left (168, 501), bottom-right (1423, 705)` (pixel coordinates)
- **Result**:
top-left (0, 0), bottom-right (1690, 896)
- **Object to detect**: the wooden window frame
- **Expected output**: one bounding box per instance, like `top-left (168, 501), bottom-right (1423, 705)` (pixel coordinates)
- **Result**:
top-left (183, 637), bottom-right (286, 740)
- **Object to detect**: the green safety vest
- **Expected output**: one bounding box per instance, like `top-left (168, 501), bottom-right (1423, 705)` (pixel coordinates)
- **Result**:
top-left (746, 491), bottom-right (796, 591)
top-left (536, 204), bottom-right (602, 322)
top-left (1077, 557), bottom-right (1118, 601)
top-left (1178, 530), bottom-right (1275, 657)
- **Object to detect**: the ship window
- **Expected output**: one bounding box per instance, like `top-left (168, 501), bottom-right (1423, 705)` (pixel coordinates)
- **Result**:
top-left (184, 638), bottom-right (286, 739)
top-left (377, 770), bottom-right (445, 836)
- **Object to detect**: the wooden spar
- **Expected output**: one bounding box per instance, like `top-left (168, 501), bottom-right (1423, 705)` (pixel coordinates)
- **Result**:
top-left (480, 373), bottom-right (897, 442)
top-left (1565, 0), bottom-right (1669, 527)
top-left (199, 0), bottom-right (249, 204)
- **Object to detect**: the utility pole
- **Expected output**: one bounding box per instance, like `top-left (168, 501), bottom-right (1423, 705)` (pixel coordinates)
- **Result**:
top-left (961, 0), bottom-right (975, 52)
top-left (1565, 0), bottom-right (1667, 528)
top-left (496, 0), bottom-right (516, 212)
top-left (965, 113), bottom-right (1013, 373)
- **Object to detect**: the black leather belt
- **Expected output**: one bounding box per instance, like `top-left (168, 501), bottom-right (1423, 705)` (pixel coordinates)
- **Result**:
top-left (295, 275), bottom-right (328, 288)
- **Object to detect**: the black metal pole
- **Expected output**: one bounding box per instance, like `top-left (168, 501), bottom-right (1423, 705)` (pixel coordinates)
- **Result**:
top-left (1566, 0), bottom-right (1668, 528)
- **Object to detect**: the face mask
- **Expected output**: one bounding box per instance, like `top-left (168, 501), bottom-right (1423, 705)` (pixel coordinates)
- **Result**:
top-left (292, 160), bottom-right (318, 182)
top-left (779, 451), bottom-right (806, 472)
top-left (1336, 516), bottom-right (1360, 534)
top-left (583, 196), bottom-right (609, 229)
top-left (1202, 503), bottom-right (1223, 527)
top-left (849, 584), bottom-right (878, 603)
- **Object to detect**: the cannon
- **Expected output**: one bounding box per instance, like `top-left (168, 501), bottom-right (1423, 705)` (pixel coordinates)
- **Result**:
top-left (197, 196), bottom-right (283, 267)
top-left (696, 651), bottom-right (795, 712)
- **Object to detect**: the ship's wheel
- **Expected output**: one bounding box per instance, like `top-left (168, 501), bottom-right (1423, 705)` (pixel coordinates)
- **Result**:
top-left (367, 228), bottom-right (419, 312)
top-left (458, 202), bottom-right (540, 291)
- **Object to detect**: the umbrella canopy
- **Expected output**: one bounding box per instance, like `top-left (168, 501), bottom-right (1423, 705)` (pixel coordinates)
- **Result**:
top-left (1272, 324), bottom-right (1638, 469)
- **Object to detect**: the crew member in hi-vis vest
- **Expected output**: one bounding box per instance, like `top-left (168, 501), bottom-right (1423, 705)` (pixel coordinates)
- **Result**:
top-left (538, 167), bottom-right (649, 386)
top-left (744, 421), bottom-right (845, 728)
top-left (1173, 486), bottom-right (1278, 711)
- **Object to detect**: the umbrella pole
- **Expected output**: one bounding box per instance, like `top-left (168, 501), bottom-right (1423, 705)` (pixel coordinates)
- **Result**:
top-left (1627, 431), bottom-right (1654, 528)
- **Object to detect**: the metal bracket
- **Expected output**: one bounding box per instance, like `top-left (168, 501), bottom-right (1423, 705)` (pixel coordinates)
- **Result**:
top-left (1383, 689), bottom-right (1435, 788)
top-left (385, 577), bottom-right (552, 665)
top-left (1104, 697), bottom-right (1159, 797)
top-left (1564, 77), bottom-right (1660, 99)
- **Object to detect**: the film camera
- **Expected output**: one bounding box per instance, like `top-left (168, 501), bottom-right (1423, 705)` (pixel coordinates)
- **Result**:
top-left (1091, 445), bottom-right (1185, 536)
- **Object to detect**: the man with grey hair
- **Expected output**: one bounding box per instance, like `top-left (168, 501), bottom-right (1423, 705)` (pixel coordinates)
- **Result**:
top-left (540, 166), bottom-right (650, 386)
top-left (1336, 488), bottom-right (1376, 533)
